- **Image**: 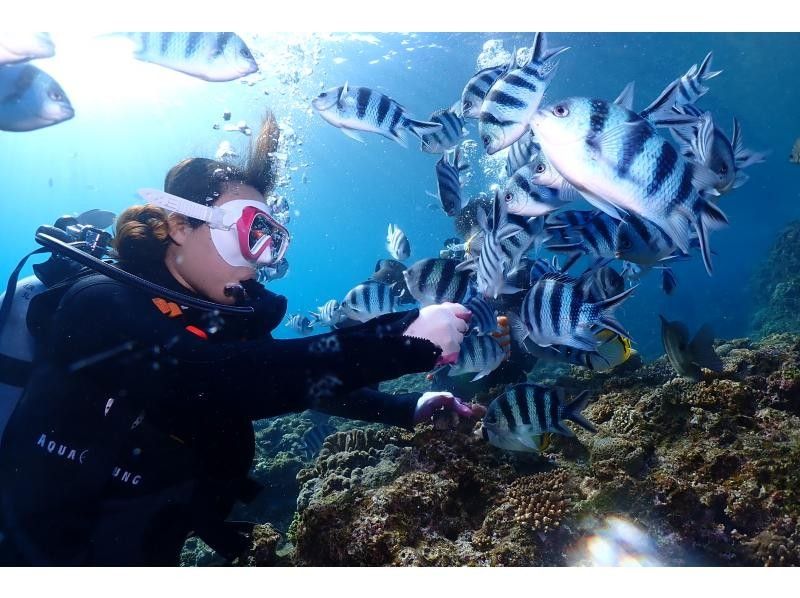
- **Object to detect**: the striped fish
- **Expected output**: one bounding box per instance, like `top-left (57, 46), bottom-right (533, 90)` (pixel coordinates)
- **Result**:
top-left (505, 130), bottom-right (541, 176)
top-left (120, 32), bottom-right (258, 81)
top-left (312, 83), bottom-right (442, 148)
top-left (586, 266), bottom-right (626, 302)
top-left (482, 384), bottom-right (596, 452)
top-left (420, 108), bottom-right (466, 153)
top-left (547, 211), bottom-right (621, 264)
top-left (528, 256), bottom-right (561, 286)
top-left (671, 105), bottom-right (767, 195)
top-left (639, 52), bottom-right (722, 127)
top-left (403, 258), bottom-right (474, 307)
top-left (510, 271), bottom-right (636, 352)
top-left (309, 299), bottom-right (345, 327)
top-left (300, 420), bottom-right (338, 460)
top-left (520, 329), bottom-right (634, 373)
top-left (503, 163), bottom-right (569, 217)
top-left (0, 63), bottom-right (74, 132)
top-left (613, 212), bottom-right (680, 266)
top-left (285, 314), bottom-right (314, 335)
top-left (464, 295), bottom-right (498, 335)
top-left (502, 215), bottom-right (550, 270)
top-left (386, 223), bottom-right (411, 261)
top-left (532, 97), bottom-right (727, 275)
top-left (447, 333), bottom-right (506, 381)
top-left (0, 33), bottom-right (54, 65)
top-left (340, 281), bottom-right (398, 322)
top-left (479, 33), bottom-right (569, 155)
top-left (460, 63), bottom-right (510, 119)
top-left (435, 148), bottom-right (470, 216)
top-left (457, 191), bottom-right (524, 299)
top-left (545, 210), bottom-right (598, 231)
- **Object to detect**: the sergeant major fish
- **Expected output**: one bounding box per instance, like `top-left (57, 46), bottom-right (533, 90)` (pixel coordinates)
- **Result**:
top-left (0, 63), bottom-right (74, 132)
top-left (660, 315), bottom-right (723, 381)
top-left (341, 281), bottom-right (398, 322)
top-left (505, 130), bottom-right (541, 176)
top-left (403, 258), bottom-right (474, 306)
top-left (420, 107), bottom-right (466, 154)
top-left (435, 148), bottom-right (470, 216)
top-left (447, 333), bottom-right (506, 381)
top-left (312, 83), bottom-right (442, 148)
top-left (671, 106), bottom-right (767, 195)
top-left (460, 62), bottom-right (510, 119)
top-left (482, 383), bottom-right (596, 453)
top-left (510, 271), bottom-right (636, 352)
top-left (532, 96), bottom-right (727, 275)
top-left (479, 32), bottom-right (569, 155)
top-left (386, 223), bottom-right (411, 261)
top-left (502, 163), bottom-right (569, 217)
top-left (117, 32), bottom-right (258, 81)
top-left (286, 314), bottom-right (314, 335)
top-left (310, 299), bottom-right (345, 327)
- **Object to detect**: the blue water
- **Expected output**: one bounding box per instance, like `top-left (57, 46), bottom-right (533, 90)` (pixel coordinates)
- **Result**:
top-left (2, 32), bottom-right (799, 360)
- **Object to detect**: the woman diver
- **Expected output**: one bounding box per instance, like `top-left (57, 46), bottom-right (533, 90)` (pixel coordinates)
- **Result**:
top-left (0, 111), bottom-right (480, 565)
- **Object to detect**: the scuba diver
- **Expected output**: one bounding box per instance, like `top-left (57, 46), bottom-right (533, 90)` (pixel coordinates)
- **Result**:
top-left (0, 111), bottom-right (481, 566)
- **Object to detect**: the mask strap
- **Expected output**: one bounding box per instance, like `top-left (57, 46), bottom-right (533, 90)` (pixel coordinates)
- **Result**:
top-left (138, 188), bottom-right (226, 229)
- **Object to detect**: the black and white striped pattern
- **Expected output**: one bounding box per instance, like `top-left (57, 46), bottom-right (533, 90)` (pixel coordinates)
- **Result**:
top-left (403, 258), bottom-right (474, 307)
top-left (435, 148), bottom-right (468, 216)
top-left (312, 84), bottom-right (442, 148)
top-left (483, 384), bottom-right (596, 452)
top-left (547, 211), bottom-right (620, 261)
top-left (464, 295), bottom-right (498, 335)
top-left (614, 213), bottom-right (677, 266)
top-left (505, 130), bottom-right (541, 176)
top-left (310, 299), bottom-right (344, 327)
top-left (340, 281), bottom-right (397, 322)
top-left (518, 272), bottom-right (635, 352)
top-left (125, 32), bottom-right (258, 82)
top-left (460, 63), bottom-right (509, 119)
top-left (420, 108), bottom-right (466, 153)
top-left (479, 33), bottom-right (567, 155)
top-left (503, 163), bottom-right (566, 217)
top-left (386, 223), bottom-right (411, 261)
top-left (640, 52), bottom-right (721, 127)
top-left (448, 333), bottom-right (505, 381)
top-left (534, 95), bottom-right (727, 275)
top-left (285, 314), bottom-right (314, 335)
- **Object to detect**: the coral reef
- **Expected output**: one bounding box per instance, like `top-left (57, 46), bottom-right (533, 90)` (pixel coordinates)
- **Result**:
top-left (256, 334), bottom-right (800, 566)
top-left (752, 220), bottom-right (800, 336)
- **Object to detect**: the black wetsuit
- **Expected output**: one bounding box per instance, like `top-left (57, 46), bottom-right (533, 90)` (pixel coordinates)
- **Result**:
top-left (0, 261), bottom-right (440, 565)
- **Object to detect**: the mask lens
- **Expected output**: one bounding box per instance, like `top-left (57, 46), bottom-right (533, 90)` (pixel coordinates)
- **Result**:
top-left (249, 213), bottom-right (274, 254)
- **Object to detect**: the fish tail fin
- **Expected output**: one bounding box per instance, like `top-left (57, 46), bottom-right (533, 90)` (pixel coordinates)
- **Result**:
top-left (688, 197), bottom-right (728, 275)
top-left (731, 117), bottom-right (769, 170)
top-left (594, 285), bottom-right (638, 338)
top-left (405, 117), bottom-right (444, 140)
top-left (689, 324), bottom-right (723, 372)
top-left (563, 390), bottom-right (597, 433)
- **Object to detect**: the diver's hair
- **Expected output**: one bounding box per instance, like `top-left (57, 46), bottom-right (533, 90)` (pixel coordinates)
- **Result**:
top-left (113, 205), bottom-right (172, 263)
top-left (163, 109), bottom-right (281, 216)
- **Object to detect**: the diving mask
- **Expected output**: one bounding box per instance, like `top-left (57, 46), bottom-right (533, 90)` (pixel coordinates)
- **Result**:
top-left (138, 188), bottom-right (290, 268)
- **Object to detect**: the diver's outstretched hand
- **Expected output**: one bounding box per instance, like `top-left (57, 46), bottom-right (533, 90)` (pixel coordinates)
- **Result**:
top-left (403, 302), bottom-right (471, 362)
top-left (413, 391), bottom-right (487, 425)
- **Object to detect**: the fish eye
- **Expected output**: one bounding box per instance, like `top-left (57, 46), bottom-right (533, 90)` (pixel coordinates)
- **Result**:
top-left (240, 47), bottom-right (253, 59)
top-left (505, 193), bottom-right (513, 202)
top-left (719, 164), bottom-right (729, 174)
top-left (535, 163), bottom-right (545, 173)
top-left (463, 100), bottom-right (473, 111)
top-left (619, 237), bottom-right (632, 250)
top-left (482, 135), bottom-right (491, 147)
top-left (553, 104), bottom-right (569, 117)
top-left (49, 89), bottom-right (63, 101)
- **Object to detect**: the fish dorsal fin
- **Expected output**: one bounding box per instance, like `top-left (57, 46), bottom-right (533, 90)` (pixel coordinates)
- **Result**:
top-left (690, 111), bottom-right (716, 164)
top-left (537, 271), bottom-right (574, 286)
top-left (339, 81), bottom-right (349, 104)
top-left (614, 81), bottom-right (636, 111)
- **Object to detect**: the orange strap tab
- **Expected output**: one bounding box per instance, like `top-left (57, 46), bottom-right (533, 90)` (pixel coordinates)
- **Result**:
top-left (185, 325), bottom-right (208, 340)
top-left (152, 297), bottom-right (183, 318)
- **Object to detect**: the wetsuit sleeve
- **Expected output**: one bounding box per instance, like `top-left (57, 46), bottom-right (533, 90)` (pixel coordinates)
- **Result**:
top-left (51, 281), bottom-right (441, 422)
top-left (315, 388), bottom-right (421, 430)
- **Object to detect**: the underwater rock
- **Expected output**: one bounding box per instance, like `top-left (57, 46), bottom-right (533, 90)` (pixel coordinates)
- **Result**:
top-left (752, 221), bottom-right (800, 337)
top-left (269, 333), bottom-right (800, 566)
